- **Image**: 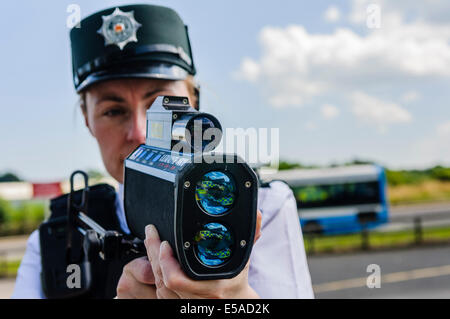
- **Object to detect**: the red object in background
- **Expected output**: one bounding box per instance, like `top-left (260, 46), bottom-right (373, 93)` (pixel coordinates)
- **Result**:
top-left (32, 182), bottom-right (62, 199)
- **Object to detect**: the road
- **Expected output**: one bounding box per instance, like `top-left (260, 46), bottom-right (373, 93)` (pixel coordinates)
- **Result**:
top-left (306, 201), bottom-right (450, 298)
top-left (1, 202), bottom-right (450, 299)
top-left (0, 235), bottom-right (28, 260)
top-left (308, 244), bottom-right (450, 298)
top-left (0, 279), bottom-right (16, 299)
top-left (390, 201), bottom-right (450, 216)
top-left (379, 201), bottom-right (450, 231)
top-left (0, 235), bottom-right (29, 299)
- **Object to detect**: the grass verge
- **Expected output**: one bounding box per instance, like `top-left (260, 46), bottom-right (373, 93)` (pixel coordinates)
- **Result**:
top-left (2, 227), bottom-right (450, 277)
top-left (388, 181), bottom-right (450, 205)
top-left (0, 259), bottom-right (21, 278)
top-left (304, 225), bottom-right (450, 255)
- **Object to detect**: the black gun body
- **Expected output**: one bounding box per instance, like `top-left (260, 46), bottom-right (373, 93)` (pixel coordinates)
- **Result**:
top-left (124, 167), bottom-right (177, 248)
top-left (124, 144), bottom-right (258, 280)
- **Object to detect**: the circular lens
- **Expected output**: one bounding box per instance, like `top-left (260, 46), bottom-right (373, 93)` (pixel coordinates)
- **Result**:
top-left (171, 114), bottom-right (222, 153)
top-left (187, 116), bottom-right (222, 152)
top-left (195, 171), bottom-right (236, 215)
top-left (194, 223), bottom-right (234, 267)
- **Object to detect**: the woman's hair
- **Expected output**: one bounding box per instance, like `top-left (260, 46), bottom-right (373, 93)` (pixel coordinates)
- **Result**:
top-left (183, 75), bottom-right (199, 110)
top-left (79, 75), bottom-right (199, 112)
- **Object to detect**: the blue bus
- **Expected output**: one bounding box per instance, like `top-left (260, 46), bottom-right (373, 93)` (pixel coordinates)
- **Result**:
top-left (260, 165), bottom-right (389, 235)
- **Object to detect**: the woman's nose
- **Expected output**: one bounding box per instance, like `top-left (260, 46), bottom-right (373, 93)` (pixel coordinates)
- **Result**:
top-left (126, 111), bottom-right (146, 144)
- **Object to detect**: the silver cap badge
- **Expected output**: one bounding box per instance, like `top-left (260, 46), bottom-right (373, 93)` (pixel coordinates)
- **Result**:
top-left (97, 8), bottom-right (142, 50)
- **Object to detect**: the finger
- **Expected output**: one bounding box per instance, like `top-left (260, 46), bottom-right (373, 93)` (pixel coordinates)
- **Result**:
top-left (123, 256), bottom-right (155, 285)
top-left (150, 240), bottom-right (181, 299)
top-left (159, 240), bottom-right (252, 299)
top-left (144, 224), bottom-right (161, 268)
top-left (116, 269), bottom-right (157, 299)
top-left (144, 224), bottom-right (181, 299)
top-left (144, 224), bottom-right (161, 260)
top-left (117, 277), bottom-right (157, 299)
top-left (144, 224), bottom-right (165, 289)
top-left (115, 291), bottom-right (135, 299)
top-left (254, 209), bottom-right (262, 243)
top-left (159, 240), bottom-right (194, 296)
top-left (159, 240), bottom-right (216, 298)
top-left (156, 286), bottom-right (181, 299)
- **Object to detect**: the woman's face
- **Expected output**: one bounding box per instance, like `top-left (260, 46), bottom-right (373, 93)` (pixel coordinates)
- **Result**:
top-left (82, 78), bottom-right (192, 184)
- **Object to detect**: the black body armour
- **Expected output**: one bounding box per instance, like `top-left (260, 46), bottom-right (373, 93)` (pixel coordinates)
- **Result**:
top-left (39, 184), bottom-right (140, 299)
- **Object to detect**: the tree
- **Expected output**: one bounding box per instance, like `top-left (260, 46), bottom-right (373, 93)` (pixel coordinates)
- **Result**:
top-left (0, 197), bottom-right (12, 224)
top-left (0, 172), bottom-right (22, 182)
top-left (278, 161), bottom-right (303, 170)
top-left (430, 166), bottom-right (450, 181)
top-left (86, 169), bottom-right (105, 180)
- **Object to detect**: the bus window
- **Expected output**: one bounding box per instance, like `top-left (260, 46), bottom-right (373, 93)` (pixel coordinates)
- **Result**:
top-left (293, 181), bottom-right (381, 209)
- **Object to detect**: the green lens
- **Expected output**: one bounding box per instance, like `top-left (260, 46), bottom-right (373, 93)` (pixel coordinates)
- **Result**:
top-left (195, 171), bottom-right (236, 215)
top-left (194, 223), bottom-right (233, 267)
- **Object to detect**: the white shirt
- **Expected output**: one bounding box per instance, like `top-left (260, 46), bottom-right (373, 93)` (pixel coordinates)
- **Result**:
top-left (11, 181), bottom-right (314, 299)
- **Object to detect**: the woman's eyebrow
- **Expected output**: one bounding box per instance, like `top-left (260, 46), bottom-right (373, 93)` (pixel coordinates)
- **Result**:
top-left (95, 88), bottom-right (169, 105)
top-left (142, 88), bottom-right (169, 99)
top-left (96, 94), bottom-right (125, 105)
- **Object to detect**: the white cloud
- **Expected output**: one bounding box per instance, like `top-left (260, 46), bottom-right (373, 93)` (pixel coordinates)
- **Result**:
top-left (324, 5), bottom-right (341, 23)
top-left (349, 0), bottom-right (450, 26)
top-left (401, 91), bottom-right (420, 103)
top-left (412, 120), bottom-right (450, 166)
top-left (235, 2), bottom-right (450, 110)
top-left (304, 121), bottom-right (318, 131)
top-left (350, 92), bottom-right (412, 131)
top-left (321, 104), bottom-right (340, 119)
top-left (437, 121), bottom-right (450, 137)
top-left (234, 57), bottom-right (260, 82)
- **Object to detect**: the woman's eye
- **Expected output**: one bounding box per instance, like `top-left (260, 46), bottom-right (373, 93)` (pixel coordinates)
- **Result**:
top-left (103, 108), bottom-right (125, 117)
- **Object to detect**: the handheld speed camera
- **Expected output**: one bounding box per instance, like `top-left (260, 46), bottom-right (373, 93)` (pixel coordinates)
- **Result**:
top-left (124, 96), bottom-right (258, 280)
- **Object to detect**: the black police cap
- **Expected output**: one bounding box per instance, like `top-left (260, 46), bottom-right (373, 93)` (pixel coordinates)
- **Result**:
top-left (70, 4), bottom-right (196, 92)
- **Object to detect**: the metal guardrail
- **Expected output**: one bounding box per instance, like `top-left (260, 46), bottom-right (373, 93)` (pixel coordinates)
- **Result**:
top-left (302, 209), bottom-right (450, 255)
top-left (2, 210), bottom-right (450, 276)
top-left (389, 209), bottom-right (450, 222)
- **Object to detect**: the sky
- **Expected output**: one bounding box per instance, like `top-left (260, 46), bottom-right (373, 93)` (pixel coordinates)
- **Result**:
top-left (1, 0), bottom-right (450, 182)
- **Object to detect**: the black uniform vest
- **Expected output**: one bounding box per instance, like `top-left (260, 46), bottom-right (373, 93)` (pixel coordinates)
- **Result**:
top-left (39, 184), bottom-right (138, 299)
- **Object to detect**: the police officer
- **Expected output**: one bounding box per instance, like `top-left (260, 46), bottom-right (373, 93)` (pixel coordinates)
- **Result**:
top-left (12, 4), bottom-right (314, 299)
